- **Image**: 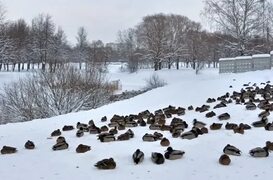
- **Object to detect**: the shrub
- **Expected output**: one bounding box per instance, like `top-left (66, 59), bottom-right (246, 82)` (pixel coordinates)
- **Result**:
top-left (0, 65), bottom-right (117, 124)
top-left (144, 73), bottom-right (167, 90)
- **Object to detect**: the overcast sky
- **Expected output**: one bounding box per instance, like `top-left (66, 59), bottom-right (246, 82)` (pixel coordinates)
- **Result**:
top-left (1, 0), bottom-right (204, 45)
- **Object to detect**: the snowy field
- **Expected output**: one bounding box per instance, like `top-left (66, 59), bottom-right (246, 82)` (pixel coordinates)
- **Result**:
top-left (0, 65), bottom-right (273, 180)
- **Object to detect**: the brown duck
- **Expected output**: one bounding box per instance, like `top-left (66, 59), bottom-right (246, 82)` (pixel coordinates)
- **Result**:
top-left (25, 140), bottom-right (35, 149)
top-left (76, 144), bottom-right (91, 153)
top-left (94, 158), bottom-right (116, 169)
top-left (1, 146), bottom-right (17, 154)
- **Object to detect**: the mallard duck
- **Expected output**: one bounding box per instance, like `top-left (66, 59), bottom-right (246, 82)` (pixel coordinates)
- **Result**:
top-left (132, 149), bottom-right (144, 164)
top-left (164, 147), bottom-right (185, 160)
top-left (117, 133), bottom-right (130, 141)
top-left (88, 120), bottom-right (95, 126)
top-left (154, 132), bottom-right (163, 140)
top-left (89, 125), bottom-right (101, 134)
top-left (218, 113), bottom-right (231, 121)
top-left (94, 158), bottom-right (116, 169)
top-left (206, 98), bottom-right (216, 103)
top-left (219, 154), bottom-right (231, 165)
top-left (126, 129), bottom-right (134, 138)
top-left (101, 116), bottom-right (107, 122)
top-left (206, 111), bottom-right (216, 118)
top-left (239, 123), bottom-right (251, 130)
top-left (201, 127), bottom-right (209, 134)
top-left (265, 123), bottom-right (273, 131)
top-left (252, 118), bottom-right (268, 127)
top-left (76, 128), bottom-right (84, 137)
top-left (1, 146), bottom-right (17, 154)
top-left (109, 127), bottom-right (118, 135)
top-left (77, 122), bottom-right (88, 129)
top-left (160, 138), bottom-right (170, 147)
top-left (233, 126), bottom-right (244, 134)
top-left (249, 147), bottom-right (269, 157)
top-left (62, 125), bottom-right (74, 131)
top-left (181, 130), bottom-right (198, 140)
top-left (52, 141), bottom-right (69, 151)
top-left (213, 103), bottom-right (226, 109)
top-left (51, 129), bottom-right (61, 137)
top-left (56, 136), bottom-right (66, 143)
top-left (258, 109), bottom-right (270, 118)
top-left (225, 122), bottom-right (238, 130)
top-left (160, 125), bottom-right (172, 131)
top-left (118, 124), bottom-right (125, 130)
top-left (76, 144), bottom-right (91, 153)
top-left (266, 141), bottom-right (273, 151)
top-left (149, 124), bottom-right (161, 130)
top-left (25, 140), bottom-right (35, 150)
top-left (125, 121), bottom-right (138, 128)
top-left (139, 120), bottom-right (147, 127)
top-left (188, 105), bottom-right (194, 110)
top-left (142, 133), bottom-right (157, 142)
top-left (151, 152), bottom-right (165, 164)
top-left (100, 125), bottom-right (109, 132)
top-left (98, 133), bottom-right (115, 142)
top-left (172, 130), bottom-right (182, 138)
top-left (223, 144), bottom-right (241, 156)
top-left (193, 119), bottom-right (206, 128)
top-left (245, 103), bottom-right (256, 110)
top-left (210, 123), bottom-right (223, 130)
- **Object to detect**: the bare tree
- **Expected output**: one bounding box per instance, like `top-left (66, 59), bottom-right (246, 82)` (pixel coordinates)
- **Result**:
top-left (136, 14), bottom-right (168, 71)
top-left (203, 0), bottom-right (273, 55)
top-left (75, 26), bottom-right (88, 70)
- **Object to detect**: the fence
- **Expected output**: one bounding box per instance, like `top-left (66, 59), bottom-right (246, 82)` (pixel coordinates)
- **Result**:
top-left (219, 54), bottom-right (272, 73)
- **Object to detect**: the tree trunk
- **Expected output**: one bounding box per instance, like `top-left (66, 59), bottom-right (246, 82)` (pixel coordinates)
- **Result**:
top-left (154, 61), bottom-right (159, 71)
top-left (176, 59), bottom-right (179, 70)
top-left (159, 61), bottom-right (162, 70)
top-left (168, 58), bottom-right (171, 69)
top-left (17, 63), bottom-right (21, 72)
top-left (27, 61), bottom-right (30, 71)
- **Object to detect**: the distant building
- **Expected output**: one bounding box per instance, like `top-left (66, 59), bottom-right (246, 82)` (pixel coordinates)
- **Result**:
top-left (219, 54), bottom-right (272, 73)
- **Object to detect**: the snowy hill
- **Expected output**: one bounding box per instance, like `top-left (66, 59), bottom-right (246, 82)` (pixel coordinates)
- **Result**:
top-left (1, 67), bottom-right (273, 180)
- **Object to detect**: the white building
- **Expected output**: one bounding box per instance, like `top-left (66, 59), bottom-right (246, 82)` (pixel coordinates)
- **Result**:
top-left (219, 54), bottom-right (272, 73)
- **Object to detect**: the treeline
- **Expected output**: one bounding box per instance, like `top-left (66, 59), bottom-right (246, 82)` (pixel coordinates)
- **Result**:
top-left (1, 1), bottom-right (273, 73)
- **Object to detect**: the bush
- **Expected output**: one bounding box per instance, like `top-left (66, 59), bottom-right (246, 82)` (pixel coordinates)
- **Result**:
top-left (144, 73), bottom-right (167, 90)
top-left (0, 65), bottom-right (117, 124)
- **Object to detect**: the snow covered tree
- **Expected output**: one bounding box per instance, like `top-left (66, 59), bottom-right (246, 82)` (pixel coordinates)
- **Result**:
top-left (136, 14), bottom-right (168, 71)
top-left (75, 26), bottom-right (88, 70)
top-left (203, 0), bottom-right (273, 55)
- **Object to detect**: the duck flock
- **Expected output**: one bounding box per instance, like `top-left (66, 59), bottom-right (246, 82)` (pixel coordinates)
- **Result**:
top-left (1, 81), bottom-right (273, 170)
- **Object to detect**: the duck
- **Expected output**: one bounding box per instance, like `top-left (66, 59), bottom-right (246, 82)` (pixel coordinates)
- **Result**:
top-left (266, 141), bottom-right (273, 151)
top-left (98, 133), bottom-right (116, 142)
top-left (118, 124), bottom-right (125, 130)
top-left (100, 125), bottom-right (109, 132)
top-left (206, 111), bottom-right (216, 118)
top-left (218, 113), bottom-right (231, 121)
top-left (213, 102), bottom-right (226, 109)
top-left (139, 120), bottom-right (147, 127)
top-left (1, 146), bottom-right (17, 154)
top-left (225, 122), bottom-right (238, 130)
top-left (25, 140), bottom-right (35, 149)
top-left (76, 128), bottom-right (84, 137)
top-left (101, 116), bottom-right (107, 122)
top-left (245, 103), bottom-right (256, 110)
top-left (249, 147), bottom-right (269, 157)
top-left (142, 133), bottom-right (157, 142)
top-left (132, 149), bottom-right (144, 164)
top-left (77, 122), bottom-right (88, 129)
top-left (160, 138), bottom-right (170, 147)
top-left (233, 126), bottom-right (244, 134)
top-left (52, 141), bottom-right (69, 151)
top-left (153, 132), bottom-right (163, 140)
top-left (117, 133), bottom-right (130, 141)
top-left (201, 127), bottom-right (209, 134)
top-left (188, 105), bottom-right (194, 110)
top-left (265, 123), bottom-right (273, 131)
top-left (193, 119), bottom-right (206, 128)
top-left (51, 129), bottom-right (61, 137)
top-left (76, 144), bottom-right (91, 153)
top-left (125, 121), bottom-right (138, 128)
top-left (252, 118), bottom-right (268, 127)
top-left (164, 147), bottom-right (185, 160)
top-left (219, 154), bottom-right (231, 165)
top-left (161, 125), bottom-right (172, 131)
top-left (89, 125), bottom-right (101, 134)
top-left (172, 130), bottom-right (182, 138)
top-left (126, 129), bottom-right (134, 138)
top-left (56, 136), bottom-right (66, 143)
top-left (149, 124), bottom-right (162, 130)
top-left (109, 127), bottom-right (118, 135)
top-left (181, 130), bottom-right (198, 140)
top-left (258, 109), bottom-right (270, 118)
top-left (62, 125), bottom-right (74, 131)
top-left (239, 123), bottom-right (251, 130)
top-left (151, 152), bottom-right (165, 164)
top-left (210, 123), bottom-right (223, 130)
top-left (223, 144), bottom-right (241, 156)
top-left (94, 158), bottom-right (116, 169)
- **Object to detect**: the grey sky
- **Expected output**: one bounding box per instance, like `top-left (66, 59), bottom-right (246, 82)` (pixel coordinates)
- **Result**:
top-left (1, 0), bottom-right (204, 45)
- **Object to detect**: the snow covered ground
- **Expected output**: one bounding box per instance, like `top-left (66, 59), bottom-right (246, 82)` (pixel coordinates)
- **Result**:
top-left (0, 66), bottom-right (273, 180)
